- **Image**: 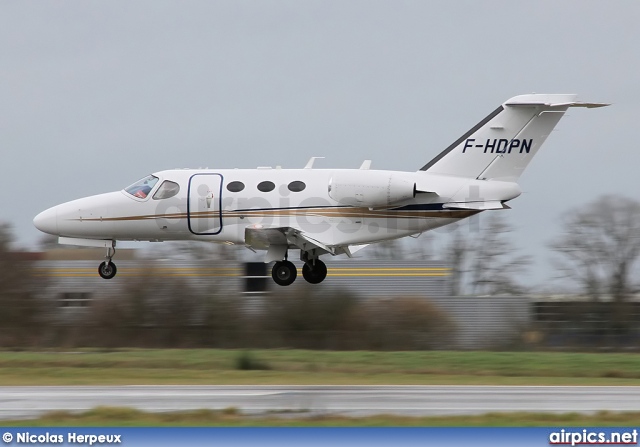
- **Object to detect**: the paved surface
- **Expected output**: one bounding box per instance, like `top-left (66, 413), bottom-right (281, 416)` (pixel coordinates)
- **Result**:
top-left (1, 385), bottom-right (639, 419)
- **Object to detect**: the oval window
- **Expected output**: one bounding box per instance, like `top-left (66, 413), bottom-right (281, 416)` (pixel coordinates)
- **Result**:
top-left (288, 181), bottom-right (306, 192)
top-left (226, 181), bottom-right (245, 192)
top-left (153, 180), bottom-right (180, 200)
top-left (257, 181), bottom-right (275, 192)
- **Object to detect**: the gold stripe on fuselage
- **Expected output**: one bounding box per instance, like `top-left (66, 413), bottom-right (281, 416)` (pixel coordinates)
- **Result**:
top-left (75, 207), bottom-right (479, 223)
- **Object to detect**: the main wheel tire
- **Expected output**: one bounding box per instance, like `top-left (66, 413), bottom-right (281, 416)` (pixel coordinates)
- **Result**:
top-left (302, 259), bottom-right (327, 284)
top-left (272, 260), bottom-right (297, 286)
top-left (98, 261), bottom-right (117, 279)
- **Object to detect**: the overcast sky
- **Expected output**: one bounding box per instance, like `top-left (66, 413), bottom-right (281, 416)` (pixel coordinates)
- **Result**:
top-left (2, 1), bottom-right (638, 285)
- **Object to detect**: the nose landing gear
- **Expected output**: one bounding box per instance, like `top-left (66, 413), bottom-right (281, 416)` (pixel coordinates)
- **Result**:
top-left (98, 245), bottom-right (117, 279)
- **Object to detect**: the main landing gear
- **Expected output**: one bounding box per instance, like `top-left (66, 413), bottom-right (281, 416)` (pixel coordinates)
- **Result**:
top-left (302, 259), bottom-right (327, 284)
top-left (98, 245), bottom-right (117, 280)
top-left (271, 253), bottom-right (327, 286)
top-left (272, 260), bottom-right (297, 286)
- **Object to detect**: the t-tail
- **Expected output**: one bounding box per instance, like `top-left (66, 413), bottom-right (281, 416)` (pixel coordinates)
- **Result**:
top-left (420, 94), bottom-right (608, 181)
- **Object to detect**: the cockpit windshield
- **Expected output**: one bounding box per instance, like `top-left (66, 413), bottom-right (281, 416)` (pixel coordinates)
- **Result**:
top-left (124, 175), bottom-right (159, 199)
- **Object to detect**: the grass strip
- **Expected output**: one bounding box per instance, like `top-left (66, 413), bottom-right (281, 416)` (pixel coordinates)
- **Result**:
top-left (2, 349), bottom-right (640, 385)
top-left (3, 407), bottom-right (640, 427)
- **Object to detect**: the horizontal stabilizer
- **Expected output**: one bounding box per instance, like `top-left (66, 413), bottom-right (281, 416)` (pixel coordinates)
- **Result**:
top-left (504, 94), bottom-right (609, 108)
top-left (506, 102), bottom-right (609, 108)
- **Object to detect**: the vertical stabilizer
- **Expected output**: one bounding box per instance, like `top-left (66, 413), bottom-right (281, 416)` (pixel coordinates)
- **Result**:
top-left (420, 94), bottom-right (608, 181)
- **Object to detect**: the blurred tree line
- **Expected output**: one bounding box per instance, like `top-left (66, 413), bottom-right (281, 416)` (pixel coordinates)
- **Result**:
top-left (0, 224), bottom-right (50, 345)
top-left (546, 195), bottom-right (640, 344)
top-left (72, 283), bottom-right (454, 350)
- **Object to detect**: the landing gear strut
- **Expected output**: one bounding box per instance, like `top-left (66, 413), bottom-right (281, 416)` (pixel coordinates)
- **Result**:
top-left (302, 259), bottom-right (327, 284)
top-left (272, 260), bottom-right (297, 286)
top-left (98, 245), bottom-right (117, 280)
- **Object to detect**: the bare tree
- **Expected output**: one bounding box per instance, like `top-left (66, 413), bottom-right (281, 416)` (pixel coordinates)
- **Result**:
top-left (369, 239), bottom-right (406, 260)
top-left (442, 213), bottom-right (530, 295)
top-left (469, 213), bottom-right (530, 295)
top-left (38, 233), bottom-right (59, 250)
top-left (445, 229), bottom-right (471, 296)
top-left (551, 195), bottom-right (640, 302)
top-left (405, 233), bottom-right (434, 260)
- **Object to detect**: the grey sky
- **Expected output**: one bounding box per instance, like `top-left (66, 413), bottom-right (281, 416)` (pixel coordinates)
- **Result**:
top-left (2, 1), bottom-right (638, 285)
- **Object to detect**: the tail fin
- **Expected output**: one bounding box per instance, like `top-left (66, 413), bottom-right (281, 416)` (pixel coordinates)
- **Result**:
top-left (420, 94), bottom-right (608, 181)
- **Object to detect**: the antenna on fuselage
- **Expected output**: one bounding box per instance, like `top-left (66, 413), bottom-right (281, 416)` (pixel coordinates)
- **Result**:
top-left (359, 160), bottom-right (372, 170)
top-left (304, 157), bottom-right (325, 169)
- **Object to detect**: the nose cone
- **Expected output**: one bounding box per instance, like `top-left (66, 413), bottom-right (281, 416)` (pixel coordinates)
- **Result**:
top-left (33, 207), bottom-right (58, 235)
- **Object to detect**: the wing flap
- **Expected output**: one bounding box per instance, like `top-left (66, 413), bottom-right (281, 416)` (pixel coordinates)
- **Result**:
top-left (342, 244), bottom-right (370, 258)
top-left (245, 225), bottom-right (370, 261)
top-left (244, 226), bottom-right (334, 259)
top-left (443, 201), bottom-right (506, 210)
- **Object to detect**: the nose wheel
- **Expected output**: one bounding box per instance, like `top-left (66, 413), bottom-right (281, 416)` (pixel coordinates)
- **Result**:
top-left (272, 260), bottom-right (297, 286)
top-left (98, 244), bottom-right (117, 279)
top-left (98, 261), bottom-right (117, 279)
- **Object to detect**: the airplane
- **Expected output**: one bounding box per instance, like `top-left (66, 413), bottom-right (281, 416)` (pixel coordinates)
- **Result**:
top-left (33, 94), bottom-right (607, 286)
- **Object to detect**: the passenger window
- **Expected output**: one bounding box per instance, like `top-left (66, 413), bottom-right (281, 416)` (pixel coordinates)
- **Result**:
top-left (227, 181), bottom-right (245, 192)
top-left (257, 181), bottom-right (275, 192)
top-left (153, 181), bottom-right (180, 200)
top-left (288, 181), bottom-right (306, 192)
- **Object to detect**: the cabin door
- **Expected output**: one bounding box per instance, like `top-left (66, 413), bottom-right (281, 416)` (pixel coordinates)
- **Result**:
top-left (187, 173), bottom-right (223, 235)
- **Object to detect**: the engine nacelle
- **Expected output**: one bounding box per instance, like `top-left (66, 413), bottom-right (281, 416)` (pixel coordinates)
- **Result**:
top-left (328, 171), bottom-right (415, 207)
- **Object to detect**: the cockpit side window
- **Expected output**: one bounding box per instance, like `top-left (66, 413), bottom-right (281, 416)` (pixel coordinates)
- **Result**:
top-left (153, 180), bottom-right (180, 200)
top-left (124, 175), bottom-right (159, 199)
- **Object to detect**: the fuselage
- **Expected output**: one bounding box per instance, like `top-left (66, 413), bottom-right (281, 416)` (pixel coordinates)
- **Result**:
top-left (33, 168), bottom-right (521, 248)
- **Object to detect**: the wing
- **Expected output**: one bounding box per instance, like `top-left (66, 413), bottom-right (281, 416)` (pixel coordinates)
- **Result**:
top-left (244, 226), bottom-right (366, 261)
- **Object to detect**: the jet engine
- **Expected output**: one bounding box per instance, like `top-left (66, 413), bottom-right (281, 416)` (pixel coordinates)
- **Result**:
top-left (328, 171), bottom-right (415, 207)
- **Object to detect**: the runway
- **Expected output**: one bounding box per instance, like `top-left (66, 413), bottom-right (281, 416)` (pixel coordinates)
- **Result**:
top-left (1, 385), bottom-right (640, 419)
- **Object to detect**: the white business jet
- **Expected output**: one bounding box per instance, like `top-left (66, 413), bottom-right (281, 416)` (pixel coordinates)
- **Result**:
top-left (34, 94), bottom-right (607, 285)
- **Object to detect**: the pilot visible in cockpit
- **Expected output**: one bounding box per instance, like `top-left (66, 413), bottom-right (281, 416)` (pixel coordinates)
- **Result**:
top-left (124, 175), bottom-right (159, 199)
